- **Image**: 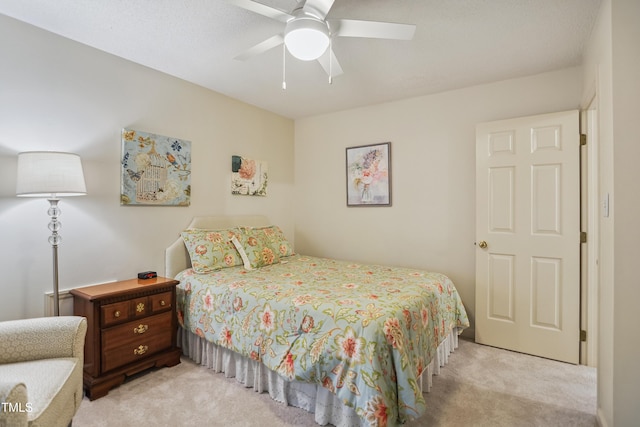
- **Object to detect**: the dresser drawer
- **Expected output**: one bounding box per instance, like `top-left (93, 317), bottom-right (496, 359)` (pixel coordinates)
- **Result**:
top-left (101, 301), bottom-right (131, 326)
top-left (102, 332), bottom-right (172, 373)
top-left (102, 311), bottom-right (172, 351)
top-left (150, 291), bottom-right (172, 313)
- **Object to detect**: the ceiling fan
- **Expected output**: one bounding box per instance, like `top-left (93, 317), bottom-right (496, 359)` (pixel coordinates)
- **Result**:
top-left (226, 0), bottom-right (416, 82)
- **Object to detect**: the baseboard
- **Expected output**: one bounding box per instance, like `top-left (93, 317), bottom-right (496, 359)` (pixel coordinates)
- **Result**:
top-left (43, 290), bottom-right (75, 316)
top-left (596, 408), bottom-right (608, 427)
top-left (460, 327), bottom-right (475, 341)
top-left (44, 280), bottom-right (117, 316)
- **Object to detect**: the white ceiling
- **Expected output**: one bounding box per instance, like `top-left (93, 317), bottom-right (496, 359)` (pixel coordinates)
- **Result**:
top-left (0, 0), bottom-right (601, 119)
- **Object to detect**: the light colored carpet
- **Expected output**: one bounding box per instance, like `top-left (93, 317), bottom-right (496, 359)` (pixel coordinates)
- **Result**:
top-left (73, 338), bottom-right (596, 426)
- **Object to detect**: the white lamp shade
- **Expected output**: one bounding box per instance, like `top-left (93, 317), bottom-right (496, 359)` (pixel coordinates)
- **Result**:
top-left (16, 151), bottom-right (87, 197)
top-left (284, 17), bottom-right (330, 61)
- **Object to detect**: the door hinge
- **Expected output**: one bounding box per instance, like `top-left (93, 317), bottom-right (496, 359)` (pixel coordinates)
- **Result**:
top-left (580, 330), bottom-right (587, 342)
top-left (580, 232), bottom-right (587, 243)
top-left (580, 134), bottom-right (587, 146)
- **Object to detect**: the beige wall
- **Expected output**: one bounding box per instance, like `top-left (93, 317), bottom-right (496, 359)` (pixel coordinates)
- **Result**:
top-left (609, 1), bottom-right (640, 425)
top-left (0, 15), bottom-right (294, 321)
top-left (583, 1), bottom-right (614, 424)
top-left (583, 0), bottom-right (640, 425)
top-left (294, 67), bottom-right (583, 336)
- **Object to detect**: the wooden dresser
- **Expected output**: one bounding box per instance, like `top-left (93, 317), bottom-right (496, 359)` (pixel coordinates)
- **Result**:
top-left (70, 277), bottom-right (182, 400)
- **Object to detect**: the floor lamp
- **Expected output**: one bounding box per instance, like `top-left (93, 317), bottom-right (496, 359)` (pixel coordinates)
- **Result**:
top-left (16, 151), bottom-right (87, 316)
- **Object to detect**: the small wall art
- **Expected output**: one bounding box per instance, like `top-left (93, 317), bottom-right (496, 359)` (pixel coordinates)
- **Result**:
top-left (121, 129), bottom-right (191, 206)
top-left (346, 142), bottom-right (391, 206)
top-left (231, 155), bottom-right (268, 196)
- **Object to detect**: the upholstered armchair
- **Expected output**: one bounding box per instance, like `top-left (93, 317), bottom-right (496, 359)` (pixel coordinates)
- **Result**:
top-left (0, 316), bottom-right (87, 427)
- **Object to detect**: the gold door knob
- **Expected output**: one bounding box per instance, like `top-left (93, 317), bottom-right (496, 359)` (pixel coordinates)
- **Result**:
top-left (478, 241), bottom-right (488, 249)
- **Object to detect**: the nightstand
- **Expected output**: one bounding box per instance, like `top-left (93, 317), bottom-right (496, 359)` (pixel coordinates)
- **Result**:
top-left (70, 276), bottom-right (182, 400)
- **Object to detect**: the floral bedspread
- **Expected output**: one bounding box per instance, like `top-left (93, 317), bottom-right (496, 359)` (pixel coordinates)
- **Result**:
top-left (176, 255), bottom-right (469, 426)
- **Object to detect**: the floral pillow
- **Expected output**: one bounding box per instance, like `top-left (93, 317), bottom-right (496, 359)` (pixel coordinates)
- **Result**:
top-left (181, 228), bottom-right (243, 273)
top-left (231, 227), bottom-right (281, 270)
top-left (237, 225), bottom-right (295, 258)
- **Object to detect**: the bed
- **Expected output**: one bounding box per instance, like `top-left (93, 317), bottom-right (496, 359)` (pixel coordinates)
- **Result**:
top-left (165, 215), bottom-right (469, 427)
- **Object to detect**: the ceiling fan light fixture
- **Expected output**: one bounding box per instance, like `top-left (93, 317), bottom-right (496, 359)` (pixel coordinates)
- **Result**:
top-left (284, 16), bottom-right (330, 61)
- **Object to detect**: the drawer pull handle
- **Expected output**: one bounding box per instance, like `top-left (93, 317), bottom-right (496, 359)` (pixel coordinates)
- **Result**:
top-left (114, 311), bottom-right (121, 318)
top-left (136, 302), bottom-right (145, 313)
top-left (160, 300), bottom-right (166, 306)
top-left (134, 345), bottom-right (148, 356)
top-left (134, 324), bottom-right (149, 334)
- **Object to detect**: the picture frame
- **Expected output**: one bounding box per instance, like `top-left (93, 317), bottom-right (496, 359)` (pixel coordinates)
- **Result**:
top-left (345, 142), bottom-right (391, 207)
top-left (231, 155), bottom-right (268, 196)
top-left (120, 129), bottom-right (191, 206)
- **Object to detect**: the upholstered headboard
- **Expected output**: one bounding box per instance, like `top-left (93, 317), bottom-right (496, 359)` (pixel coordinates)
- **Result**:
top-left (164, 215), bottom-right (271, 279)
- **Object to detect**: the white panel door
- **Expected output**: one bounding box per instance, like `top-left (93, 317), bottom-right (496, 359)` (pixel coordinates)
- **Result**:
top-left (475, 110), bottom-right (580, 364)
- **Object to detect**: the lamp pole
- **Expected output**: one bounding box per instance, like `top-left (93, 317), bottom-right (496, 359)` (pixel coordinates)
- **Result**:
top-left (47, 197), bottom-right (62, 316)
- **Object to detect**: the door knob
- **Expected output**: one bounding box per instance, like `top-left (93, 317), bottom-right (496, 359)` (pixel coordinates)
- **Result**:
top-left (478, 241), bottom-right (488, 249)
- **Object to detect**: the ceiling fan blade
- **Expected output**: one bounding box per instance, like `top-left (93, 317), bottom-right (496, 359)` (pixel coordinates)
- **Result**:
top-left (330, 19), bottom-right (416, 40)
top-left (317, 48), bottom-right (343, 78)
top-left (303, 0), bottom-right (335, 19)
top-left (235, 34), bottom-right (284, 61)
top-left (224, 0), bottom-right (292, 23)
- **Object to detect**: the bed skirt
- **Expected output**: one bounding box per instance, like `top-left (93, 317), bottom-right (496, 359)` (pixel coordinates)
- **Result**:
top-left (178, 326), bottom-right (460, 427)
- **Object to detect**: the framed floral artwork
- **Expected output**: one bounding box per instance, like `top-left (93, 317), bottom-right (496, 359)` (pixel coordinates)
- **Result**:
top-left (120, 129), bottom-right (191, 206)
top-left (231, 155), bottom-right (268, 196)
top-left (346, 142), bottom-right (391, 206)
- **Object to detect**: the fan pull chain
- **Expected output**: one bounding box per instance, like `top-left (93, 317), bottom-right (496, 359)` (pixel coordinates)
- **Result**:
top-left (282, 43), bottom-right (287, 90)
top-left (328, 38), bottom-right (333, 85)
